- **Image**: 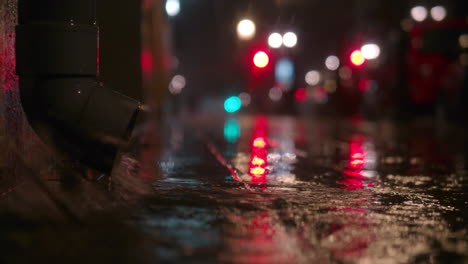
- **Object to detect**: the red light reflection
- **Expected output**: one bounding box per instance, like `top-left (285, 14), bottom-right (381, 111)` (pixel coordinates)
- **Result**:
top-left (249, 117), bottom-right (268, 184)
top-left (340, 135), bottom-right (374, 190)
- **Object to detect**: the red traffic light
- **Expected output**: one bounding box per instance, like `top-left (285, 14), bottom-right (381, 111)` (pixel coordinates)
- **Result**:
top-left (253, 51), bottom-right (269, 68)
top-left (350, 50), bottom-right (366, 67)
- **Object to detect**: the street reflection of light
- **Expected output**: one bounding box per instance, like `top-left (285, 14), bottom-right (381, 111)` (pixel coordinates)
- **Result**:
top-left (238, 92), bottom-right (251, 106)
top-left (350, 50), bottom-right (366, 66)
top-left (224, 96), bottom-right (242, 113)
top-left (282, 32), bottom-right (298, 48)
top-left (249, 117), bottom-right (269, 183)
top-left (253, 51), bottom-right (269, 68)
top-left (250, 167), bottom-right (266, 177)
top-left (168, 75), bottom-right (186, 94)
top-left (268, 33), bottom-right (283, 48)
top-left (430, 6), bottom-right (446, 21)
top-left (411, 6), bottom-right (428, 22)
top-left (294, 88), bottom-right (308, 102)
top-left (269, 87), bottom-right (283, 102)
top-left (253, 137), bottom-right (267, 148)
top-left (459, 34), bottom-right (468, 48)
top-left (275, 58), bottom-right (295, 83)
top-left (305, 70), bottom-right (320, 86)
top-left (361, 43), bottom-right (381, 60)
top-left (325, 55), bottom-right (340, 71)
top-left (165, 0), bottom-right (180, 17)
top-left (237, 19), bottom-right (256, 40)
top-left (252, 156), bottom-right (266, 166)
top-left (338, 66), bottom-right (352, 80)
top-left (224, 119), bottom-right (241, 143)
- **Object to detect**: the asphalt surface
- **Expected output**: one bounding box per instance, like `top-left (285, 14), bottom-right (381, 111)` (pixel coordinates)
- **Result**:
top-left (0, 114), bottom-right (467, 263)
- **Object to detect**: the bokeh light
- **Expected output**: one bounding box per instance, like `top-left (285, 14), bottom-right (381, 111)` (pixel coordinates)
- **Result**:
top-left (430, 6), bottom-right (447, 21)
top-left (294, 88), bottom-right (308, 102)
top-left (283, 32), bottom-right (298, 48)
top-left (253, 137), bottom-right (267, 148)
top-left (224, 96), bottom-right (242, 113)
top-left (168, 75), bottom-right (186, 94)
top-left (253, 51), bottom-right (269, 68)
top-left (269, 87), bottom-right (283, 102)
top-left (325, 55), bottom-right (340, 71)
top-left (238, 92), bottom-right (251, 106)
top-left (305, 70), bottom-right (321, 86)
top-left (224, 119), bottom-right (241, 143)
top-left (165, 0), bottom-right (180, 17)
top-left (350, 50), bottom-right (366, 66)
top-left (237, 19), bottom-right (256, 40)
top-left (361, 43), bottom-right (381, 60)
top-left (268, 33), bottom-right (283, 48)
top-left (411, 6), bottom-right (428, 22)
top-left (339, 66), bottom-right (352, 80)
top-left (460, 34), bottom-right (468, 48)
top-left (275, 58), bottom-right (295, 84)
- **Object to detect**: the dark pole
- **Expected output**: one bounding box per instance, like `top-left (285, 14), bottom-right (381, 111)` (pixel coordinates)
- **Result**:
top-left (16, 0), bottom-right (142, 173)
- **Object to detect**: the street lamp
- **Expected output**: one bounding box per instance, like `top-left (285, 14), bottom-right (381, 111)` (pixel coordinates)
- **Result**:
top-left (283, 32), bottom-right (298, 48)
top-left (411, 6), bottom-right (428, 22)
top-left (361, 43), bottom-right (381, 60)
top-left (237, 19), bottom-right (256, 40)
top-left (430, 6), bottom-right (447, 21)
top-left (165, 0), bottom-right (180, 17)
top-left (268, 33), bottom-right (283, 48)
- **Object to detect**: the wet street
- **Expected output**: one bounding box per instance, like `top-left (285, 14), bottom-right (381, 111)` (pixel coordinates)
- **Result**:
top-left (0, 114), bottom-right (466, 263)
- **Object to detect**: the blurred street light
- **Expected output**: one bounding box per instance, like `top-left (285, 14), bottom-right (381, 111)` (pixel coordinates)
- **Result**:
top-left (268, 33), bottom-right (283, 48)
top-left (169, 75), bottom-right (186, 94)
top-left (283, 32), bottom-right (298, 48)
top-left (430, 6), bottom-right (447, 21)
top-left (350, 50), bottom-right (366, 66)
top-left (238, 92), bottom-right (252, 106)
top-left (305, 71), bottom-right (321, 86)
top-left (237, 19), bottom-right (256, 40)
top-left (253, 51), bottom-right (269, 68)
top-left (361, 43), bottom-right (381, 60)
top-left (224, 96), bottom-right (242, 113)
top-left (165, 0), bottom-right (180, 17)
top-left (325, 55), bottom-right (340, 71)
top-left (460, 34), bottom-right (468, 48)
top-left (411, 6), bottom-right (428, 22)
top-left (269, 87), bottom-right (283, 102)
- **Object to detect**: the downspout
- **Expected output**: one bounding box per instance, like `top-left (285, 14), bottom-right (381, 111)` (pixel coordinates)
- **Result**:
top-left (16, 0), bottom-right (142, 173)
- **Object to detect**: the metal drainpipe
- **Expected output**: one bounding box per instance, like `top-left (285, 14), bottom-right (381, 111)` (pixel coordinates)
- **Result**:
top-left (16, 0), bottom-right (142, 173)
